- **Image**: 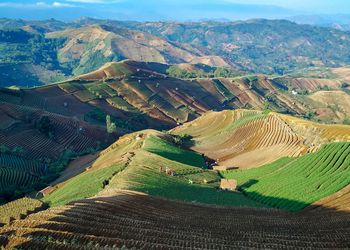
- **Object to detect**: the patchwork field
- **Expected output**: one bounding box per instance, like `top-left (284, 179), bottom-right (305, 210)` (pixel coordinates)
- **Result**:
top-left (1, 110), bottom-right (350, 248)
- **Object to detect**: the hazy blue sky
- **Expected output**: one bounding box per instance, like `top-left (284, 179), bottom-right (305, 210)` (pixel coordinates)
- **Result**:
top-left (0, 0), bottom-right (349, 21)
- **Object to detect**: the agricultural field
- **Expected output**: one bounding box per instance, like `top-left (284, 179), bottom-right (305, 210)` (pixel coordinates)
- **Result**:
top-left (43, 163), bottom-right (126, 207)
top-left (2, 17), bottom-right (350, 249)
top-left (1, 111), bottom-right (350, 248)
top-left (1, 191), bottom-right (350, 249)
top-left (0, 88), bottom-right (117, 203)
top-left (221, 142), bottom-right (350, 211)
top-left (0, 197), bottom-right (46, 226)
top-left (45, 131), bottom-right (262, 208)
top-left (173, 109), bottom-right (350, 169)
top-left (57, 60), bottom-right (350, 127)
top-left (306, 184), bottom-right (350, 212)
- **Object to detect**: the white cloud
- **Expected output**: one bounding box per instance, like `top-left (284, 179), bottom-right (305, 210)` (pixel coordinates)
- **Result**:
top-left (52, 1), bottom-right (76, 7)
top-left (65, 0), bottom-right (105, 2)
top-left (0, 1), bottom-right (77, 8)
top-left (65, 0), bottom-right (124, 3)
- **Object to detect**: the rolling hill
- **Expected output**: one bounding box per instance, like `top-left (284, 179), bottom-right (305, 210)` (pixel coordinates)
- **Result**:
top-left (3, 18), bottom-right (350, 87)
top-left (173, 109), bottom-right (350, 169)
top-left (1, 111), bottom-right (350, 248)
top-left (0, 86), bottom-right (120, 203)
top-left (1, 59), bottom-right (350, 202)
top-left (1, 190), bottom-right (350, 249)
top-left (1, 58), bottom-right (350, 203)
top-left (58, 60), bottom-right (350, 125)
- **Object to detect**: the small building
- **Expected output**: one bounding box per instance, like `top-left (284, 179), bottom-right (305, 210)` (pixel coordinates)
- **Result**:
top-left (37, 185), bottom-right (56, 197)
top-left (220, 179), bottom-right (237, 191)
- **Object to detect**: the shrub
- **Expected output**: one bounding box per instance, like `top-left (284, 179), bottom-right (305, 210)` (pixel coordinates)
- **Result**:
top-left (35, 116), bottom-right (54, 138)
top-left (106, 115), bottom-right (117, 133)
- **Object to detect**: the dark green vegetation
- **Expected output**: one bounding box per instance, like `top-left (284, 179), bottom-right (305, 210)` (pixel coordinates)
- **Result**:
top-left (3, 18), bottom-right (350, 86)
top-left (0, 28), bottom-right (67, 87)
top-left (166, 65), bottom-right (242, 79)
top-left (0, 87), bottom-right (116, 204)
top-left (221, 142), bottom-right (350, 212)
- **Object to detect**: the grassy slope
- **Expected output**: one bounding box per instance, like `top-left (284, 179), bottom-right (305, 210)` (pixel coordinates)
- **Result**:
top-left (104, 135), bottom-right (264, 208)
top-left (221, 142), bottom-right (350, 211)
top-left (143, 135), bottom-right (206, 168)
top-left (43, 163), bottom-right (126, 206)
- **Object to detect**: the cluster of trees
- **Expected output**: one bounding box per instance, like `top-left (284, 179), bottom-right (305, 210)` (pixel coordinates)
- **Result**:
top-left (0, 145), bottom-right (25, 156)
top-left (166, 65), bottom-right (241, 79)
top-left (0, 28), bottom-right (65, 71)
top-left (35, 116), bottom-right (54, 139)
top-left (106, 115), bottom-right (117, 133)
top-left (170, 134), bottom-right (193, 147)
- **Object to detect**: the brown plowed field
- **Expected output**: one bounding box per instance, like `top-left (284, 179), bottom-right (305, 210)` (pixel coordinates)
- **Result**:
top-left (1, 190), bottom-right (350, 249)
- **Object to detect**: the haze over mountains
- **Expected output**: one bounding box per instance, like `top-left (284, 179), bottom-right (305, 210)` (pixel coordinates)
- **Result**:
top-left (1, 0), bottom-right (349, 21)
top-left (288, 14), bottom-right (350, 31)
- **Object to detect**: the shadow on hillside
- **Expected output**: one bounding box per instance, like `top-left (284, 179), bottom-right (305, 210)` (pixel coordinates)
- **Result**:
top-left (239, 179), bottom-right (259, 190)
top-left (237, 179), bottom-right (310, 212)
top-left (2, 190), bottom-right (350, 249)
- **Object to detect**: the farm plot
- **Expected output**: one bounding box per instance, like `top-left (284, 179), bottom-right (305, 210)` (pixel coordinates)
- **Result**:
top-left (1, 190), bottom-right (350, 249)
top-left (221, 142), bottom-right (350, 211)
top-left (0, 198), bottom-right (46, 226)
top-left (0, 154), bottom-right (45, 176)
top-left (100, 134), bottom-right (261, 208)
top-left (0, 168), bottom-right (39, 191)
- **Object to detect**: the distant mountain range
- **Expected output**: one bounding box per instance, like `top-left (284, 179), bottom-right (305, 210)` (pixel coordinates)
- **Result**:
top-left (287, 14), bottom-right (350, 31)
top-left (2, 18), bottom-right (350, 87)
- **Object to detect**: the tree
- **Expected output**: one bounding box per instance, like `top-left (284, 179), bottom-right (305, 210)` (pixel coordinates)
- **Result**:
top-left (106, 115), bottom-right (117, 133)
top-left (35, 116), bottom-right (54, 138)
top-left (12, 146), bottom-right (25, 156)
top-left (0, 145), bottom-right (9, 154)
top-left (341, 82), bottom-right (350, 89)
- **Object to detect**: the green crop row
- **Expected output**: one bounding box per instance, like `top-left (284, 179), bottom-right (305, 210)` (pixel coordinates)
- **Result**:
top-left (221, 142), bottom-right (350, 211)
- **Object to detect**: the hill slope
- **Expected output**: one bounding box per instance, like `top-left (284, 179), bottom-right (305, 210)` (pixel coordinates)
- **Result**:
top-left (3, 19), bottom-right (350, 86)
top-left (1, 190), bottom-right (350, 249)
top-left (173, 109), bottom-right (350, 169)
top-left (2, 119), bottom-right (350, 248)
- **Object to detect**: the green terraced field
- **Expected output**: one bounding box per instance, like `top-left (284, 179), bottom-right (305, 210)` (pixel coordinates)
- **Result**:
top-left (104, 134), bottom-right (264, 208)
top-left (43, 163), bottom-right (126, 206)
top-left (143, 135), bottom-right (206, 168)
top-left (221, 142), bottom-right (350, 211)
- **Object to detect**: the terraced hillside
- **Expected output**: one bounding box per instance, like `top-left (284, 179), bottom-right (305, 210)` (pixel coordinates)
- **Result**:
top-left (0, 87), bottom-right (117, 203)
top-left (1, 190), bottom-right (350, 249)
top-left (221, 142), bottom-right (350, 211)
top-left (57, 60), bottom-right (326, 125)
top-left (43, 130), bottom-right (260, 208)
top-left (42, 121), bottom-right (350, 211)
top-left (66, 59), bottom-right (350, 124)
top-left (306, 184), bottom-right (350, 212)
top-left (1, 114), bottom-right (350, 248)
top-left (173, 109), bottom-right (350, 169)
top-left (1, 57), bottom-right (349, 203)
